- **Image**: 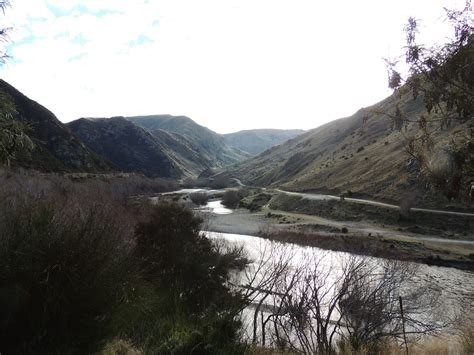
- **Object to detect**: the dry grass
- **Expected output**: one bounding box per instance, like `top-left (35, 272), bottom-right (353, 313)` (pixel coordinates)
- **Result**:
top-left (247, 337), bottom-right (465, 355)
top-left (101, 339), bottom-right (142, 355)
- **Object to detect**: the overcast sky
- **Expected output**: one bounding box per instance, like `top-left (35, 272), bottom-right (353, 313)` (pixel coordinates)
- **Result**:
top-left (1, 0), bottom-right (466, 133)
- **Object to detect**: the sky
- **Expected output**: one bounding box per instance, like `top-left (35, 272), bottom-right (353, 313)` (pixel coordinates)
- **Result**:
top-left (0, 0), bottom-right (467, 133)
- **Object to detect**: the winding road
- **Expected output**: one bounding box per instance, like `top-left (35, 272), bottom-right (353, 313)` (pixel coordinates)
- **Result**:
top-left (232, 179), bottom-right (474, 218)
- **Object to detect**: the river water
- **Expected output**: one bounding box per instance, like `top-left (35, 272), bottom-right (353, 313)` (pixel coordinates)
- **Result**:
top-left (198, 197), bottom-right (474, 309)
top-left (204, 231), bottom-right (474, 348)
top-left (156, 191), bottom-right (473, 347)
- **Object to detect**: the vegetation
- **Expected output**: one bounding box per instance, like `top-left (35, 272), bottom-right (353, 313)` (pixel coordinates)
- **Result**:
top-left (0, 91), bottom-right (33, 166)
top-left (269, 193), bottom-right (473, 238)
top-left (0, 2), bottom-right (33, 167)
top-left (0, 170), bottom-right (135, 354)
top-left (386, 1), bottom-right (473, 200)
top-left (0, 169), bottom-right (472, 353)
top-left (242, 245), bottom-right (445, 354)
top-left (240, 192), bottom-right (272, 212)
top-left (190, 191), bottom-right (210, 205)
top-left (222, 189), bottom-right (250, 209)
top-left (0, 169), bottom-right (248, 354)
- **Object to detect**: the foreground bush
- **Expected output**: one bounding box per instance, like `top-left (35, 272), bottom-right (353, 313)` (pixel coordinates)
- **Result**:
top-left (125, 202), bottom-right (248, 353)
top-left (0, 171), bottom-right (250, 354)
top-left (0, 173), bottom-right (135, 354)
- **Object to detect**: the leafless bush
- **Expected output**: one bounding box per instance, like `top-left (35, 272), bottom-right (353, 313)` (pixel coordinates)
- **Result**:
top-left (240, 244), bottom-right (445, 353)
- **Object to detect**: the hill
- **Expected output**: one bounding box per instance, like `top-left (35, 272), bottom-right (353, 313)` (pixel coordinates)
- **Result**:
top-left (150, 129), bottom-right (212, 176)
top-left (228, 90), bottom-right (472, 205)
top-left (0, 79), bottom-right (114, 172)
top-left (127, 115), bottom-right (250, 166)
top-left (223, 129), bottom-right (305, 155)
top-left (67, 117), bottom-right (182, 178)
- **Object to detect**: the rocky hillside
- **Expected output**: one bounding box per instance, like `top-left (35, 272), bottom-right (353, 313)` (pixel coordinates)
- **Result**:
top-left (68, 117), bottom-right (182, 178)
top-left (0, 80), bottom-right (114, 172)
top-left (127, 115), bottom-right (250, 166)
top-left (223, 129), bottom-right (305, 155)
top-left (228, 90), bottom-right (472, 205)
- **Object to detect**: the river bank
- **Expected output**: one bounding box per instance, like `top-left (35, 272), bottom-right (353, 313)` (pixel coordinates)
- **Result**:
top-left (203, 205), bottom-right (474, 271)
top-left (153, 189), bottom-right (474, 271)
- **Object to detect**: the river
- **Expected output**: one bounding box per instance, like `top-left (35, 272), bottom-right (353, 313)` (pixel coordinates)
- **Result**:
top-left (204, 230), bottom-right (474, 348)
top-left (155, 191), bottom-right (473, 348)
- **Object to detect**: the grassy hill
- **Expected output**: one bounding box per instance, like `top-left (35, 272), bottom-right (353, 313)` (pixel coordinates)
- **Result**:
top-left (127, 115), bottom-right (251, 166)
top-left (223, 129), bottom-right (305, 155)
top-left (150, 129), bottom-right (212, 176)
top-left (228, 90), bottom-right (472, 206)
top-left (0, 79), bottom-right (114, 173)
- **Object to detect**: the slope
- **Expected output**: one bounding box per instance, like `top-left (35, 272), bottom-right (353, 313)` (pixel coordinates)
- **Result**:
top-left (150, 129), bottom-right (212, 176)
top-left (229, 90), bottom-right (471, 205)
top-left (0, 79), bottom-right (113, 172)
top-left (127, 115), bottom-right (250, 166)
top-left (67, 117), bottom-right (182, 178)
top-left (223, 129), bottom-right (305, 155)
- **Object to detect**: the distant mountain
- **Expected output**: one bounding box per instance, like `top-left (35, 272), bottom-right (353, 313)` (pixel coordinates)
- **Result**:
top-left (228, 90), bottom-right (471, 205)
top-left (68, 117), bottom-right (182, 178)
top-left (127, 115), bottom-right (251, 166)
top-left (0, 79), bottom-right (114, 173)
top-left (223, 129), bottom-right (305, 155)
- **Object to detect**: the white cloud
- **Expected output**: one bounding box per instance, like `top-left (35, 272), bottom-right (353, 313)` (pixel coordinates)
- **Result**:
top-left (0, 0), bottom-right (468, 133)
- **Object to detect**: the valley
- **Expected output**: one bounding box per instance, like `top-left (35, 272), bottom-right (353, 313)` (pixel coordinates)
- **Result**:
top-left (1, 1), bottom-right (473, 353)
top-left (154, 187), bottom-right (474, 271)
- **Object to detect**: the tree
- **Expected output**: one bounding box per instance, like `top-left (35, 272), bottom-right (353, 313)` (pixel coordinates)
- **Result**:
top-left (0, 0), bottom-right (11, 64)
top-left (0, 92), bottom-right (33, 166)
top-left (0, 0), bottom-right (34, 166)
top-left (385, 1), bottom-right (473, 200)
top-left (222, 189), bottom-right (245, 208)
top-left (131, 202), bottom-right (248, 353)
top-left (134, 202), bottom-right (247, 312)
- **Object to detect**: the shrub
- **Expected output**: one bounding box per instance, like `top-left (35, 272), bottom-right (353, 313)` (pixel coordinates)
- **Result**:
top-left (0, 176), bottom-right (135, 354)
top-left (130, 202), bottom-right (248, 353)
top-left (222, 190), bottom-right (242, 209)
top-left (189, 191), bottom-right (209, 205)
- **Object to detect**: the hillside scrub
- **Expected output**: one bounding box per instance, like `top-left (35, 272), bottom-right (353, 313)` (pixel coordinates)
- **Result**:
top-left (240, 192), bottom-right (273, 212)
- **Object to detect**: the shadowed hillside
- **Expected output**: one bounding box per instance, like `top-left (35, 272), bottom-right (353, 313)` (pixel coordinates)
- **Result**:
top-left (68, 117), bottom-right (182, 178)
top-left (0, 80), bottom-right (114, 173)
top-left (223, 129), bottom-right (305, 155)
